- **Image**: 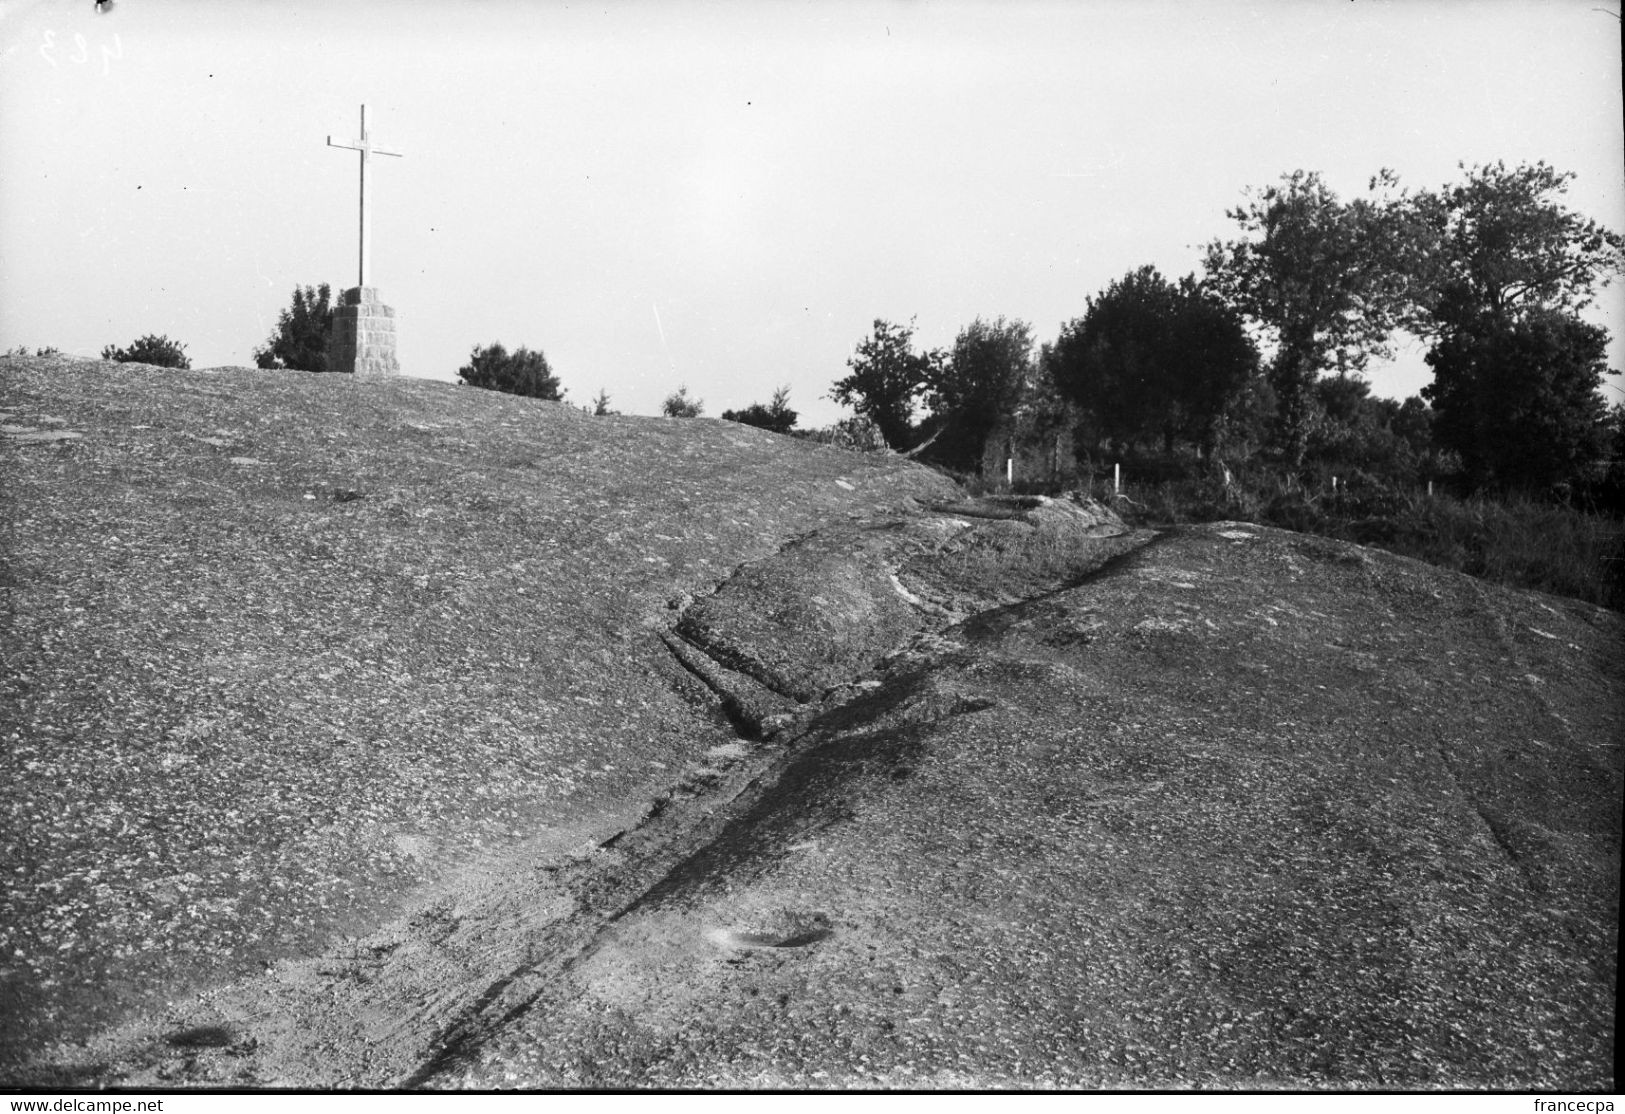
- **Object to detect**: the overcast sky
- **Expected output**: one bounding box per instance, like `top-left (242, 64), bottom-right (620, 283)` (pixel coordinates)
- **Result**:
top-left (2, 0), bottom-right (1621, 424)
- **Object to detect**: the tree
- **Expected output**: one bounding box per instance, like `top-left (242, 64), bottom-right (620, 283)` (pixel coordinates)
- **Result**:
top-left (828, 318), bottom-right (941, 450)
top-left (1050, 268), bottom-right (1171, 453)
top-left (1203, 170), bottom-right (1419, 465)
top-left (1306, 377), bottom-right (1433, 485)
top-left (662, 384), bottom-right (704, 418)
top-left (1389, 395), bottom-right (1434, 458)
top-left (590, 388), bottom-right (618, 416)
top-left (253, 284), bottom-right (333, 371)
top-left (1607, 402), bottom-right (1625, 461)
top-left (457, 343), bottom-right (564, 400)
top-left (1408, 162), bottom-right (1624, 493)
top-left (1020, 346), bottom-right (1084, 476)
top-left (101, 334), bottom-right (190, 369)
top-left (1162, 277), bottom-right (1262, 456)
top-left (1213, 370), bottom-right (1279, 460)
top-left (1422, 309), bottom-right (1611, 491)
top-left (1413, 161), bottom-right (1625, 334)
top-left (921, 317), bottom-right (1033, 473)
top-left (722, 385), bottom-right (798, 433)
top-left (1048, 268), bottom-right (1259, 457)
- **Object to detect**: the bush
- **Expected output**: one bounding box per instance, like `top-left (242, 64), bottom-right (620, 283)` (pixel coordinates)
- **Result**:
top-left (457, 343), bottom-right (563, 400)
top-left (254, 284), bottom-right (333, 372)
top-left (662, 385), bottom-right (704, 418)
top-left (101, 334), bottom-right (190, 369)
top-left (722, 385), bottom-right (797, 433)
top-left (795, 415), bottom-right (890, 454)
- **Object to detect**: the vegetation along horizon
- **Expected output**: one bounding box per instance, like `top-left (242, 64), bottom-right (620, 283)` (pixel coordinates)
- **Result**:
top-left (15, 160), bottom-right (1624, 612)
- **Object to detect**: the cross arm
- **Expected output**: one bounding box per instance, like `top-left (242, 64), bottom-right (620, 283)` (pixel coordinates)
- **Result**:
top-left (327, 137), bottom-right (404, 157)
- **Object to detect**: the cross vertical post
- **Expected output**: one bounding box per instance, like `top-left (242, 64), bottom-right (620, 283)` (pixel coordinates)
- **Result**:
top-left (328, 103), bottom-right (403, 288)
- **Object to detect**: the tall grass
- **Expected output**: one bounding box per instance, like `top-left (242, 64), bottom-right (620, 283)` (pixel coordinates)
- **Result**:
top-left (1108, 472), bottom-right (1624, 611)
top-left (928, 452), bottom-right (1623, 610)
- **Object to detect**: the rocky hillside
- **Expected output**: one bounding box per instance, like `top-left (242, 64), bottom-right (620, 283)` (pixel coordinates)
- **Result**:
top-left (1, 356), bottom-right (1618, 1089)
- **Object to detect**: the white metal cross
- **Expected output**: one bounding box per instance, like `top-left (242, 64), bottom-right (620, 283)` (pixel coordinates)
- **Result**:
top-left (327, 104), bottom-right (403, 288)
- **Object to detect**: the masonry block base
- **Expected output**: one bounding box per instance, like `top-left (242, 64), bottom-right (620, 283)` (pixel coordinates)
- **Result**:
top-left (327, 286), bottom-right (399, 378)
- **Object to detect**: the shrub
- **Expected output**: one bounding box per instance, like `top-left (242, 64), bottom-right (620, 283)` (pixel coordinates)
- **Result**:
top-left (457, 343), bottom-right (563, 400)
top-left (254, 284), bottom-right (333, 372)
top-left (101, 334), bottom-right (190, 369)
top-left (662, 385), bottom-right (704, 418)
top-left (722, 385), bottom-right (797, 433)
top-left (796, 415), bottom-right (891, 454)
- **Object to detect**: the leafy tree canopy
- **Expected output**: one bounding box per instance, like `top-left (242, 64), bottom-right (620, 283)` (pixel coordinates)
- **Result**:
top-left (1050, 267), bottom-right (1259, 457)
top-left (1422, 309), bottom-right (1611, 491)
top-left (722, 385), bottom-right (797, 434)
top-left (457, 342), bottom-right (564, 400)
top-left (254, 284), bottom-right (333, 372)
top-left (1306, 377), bottom-right (1435, 483)
top-left (921, 317), bottom-right (1033, 473)
top-left (101, 334), bottom-right (190, 369)
top-left (1203, 170), bottom-right (1418, 464)
top-left (1411, 161), bottom-right (1625, 333)
top-left (828, 318), bottom-right (942, 450)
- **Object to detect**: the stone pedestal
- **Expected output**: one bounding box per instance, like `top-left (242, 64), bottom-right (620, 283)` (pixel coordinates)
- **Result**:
top-left (327, 286), bottom-right (399, 378)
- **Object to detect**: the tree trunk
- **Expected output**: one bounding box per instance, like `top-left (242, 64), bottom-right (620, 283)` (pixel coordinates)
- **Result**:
top-left (1271, 348), bottom-right (1317, 468)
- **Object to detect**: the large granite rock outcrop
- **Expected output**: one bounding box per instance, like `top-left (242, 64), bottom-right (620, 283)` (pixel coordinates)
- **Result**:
top-left (1, 356), bottom-right (1617, 1089)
